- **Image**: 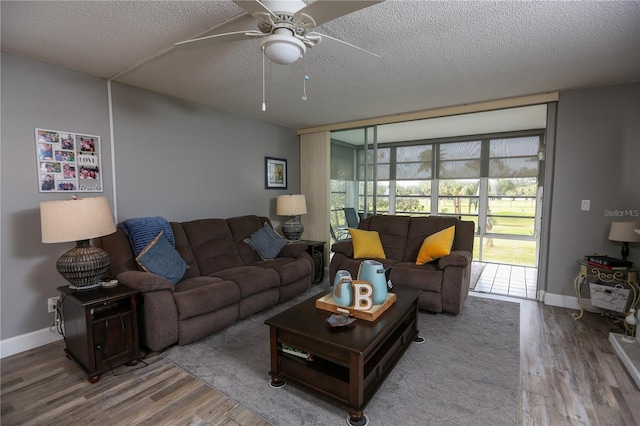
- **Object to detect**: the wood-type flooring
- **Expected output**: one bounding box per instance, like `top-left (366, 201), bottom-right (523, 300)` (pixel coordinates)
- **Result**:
top-left (2, 297), bottom-right (639, 425)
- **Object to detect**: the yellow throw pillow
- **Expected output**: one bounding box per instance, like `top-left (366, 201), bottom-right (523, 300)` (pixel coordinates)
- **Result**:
top-left (349, 228), bottom-right (386, 259)
top-left (416, 226), bottom-right (455, 265)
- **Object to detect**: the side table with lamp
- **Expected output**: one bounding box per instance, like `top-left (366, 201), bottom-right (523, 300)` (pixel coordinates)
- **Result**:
top-left (572, 221), bottom-right (640, 320)
top-left (40, 195), bottom-right (141, 382)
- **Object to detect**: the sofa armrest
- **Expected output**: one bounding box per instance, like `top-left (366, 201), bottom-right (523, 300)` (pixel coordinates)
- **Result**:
top-left (116, 270), bottom-right (175, 293)
top-left (437, 251), bottom-right (472, 269)
top-left (331, 240), bottom-right (354, 258)
top-left (278, 242), bottom-right (306, 258)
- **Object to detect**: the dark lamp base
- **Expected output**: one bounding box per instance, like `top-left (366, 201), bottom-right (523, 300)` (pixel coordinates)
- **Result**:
top-left (282, 219), bottom-right (304, 241)
top-left (621, 242), bottom-right (629, 261)
top-left (57, 240), bottom-right (110, 290)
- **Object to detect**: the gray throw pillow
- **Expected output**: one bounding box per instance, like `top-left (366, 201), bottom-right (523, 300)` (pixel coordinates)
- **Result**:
top-left (244, 223), bottom-right (288, 260)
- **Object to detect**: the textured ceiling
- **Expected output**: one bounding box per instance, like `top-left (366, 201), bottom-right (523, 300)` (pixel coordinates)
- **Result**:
top-left (2, 1), bottom-right (639, 130)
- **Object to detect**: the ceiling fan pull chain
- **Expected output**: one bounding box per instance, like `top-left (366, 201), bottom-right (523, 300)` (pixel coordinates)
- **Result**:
top-left (302, 54), bottom-right (309, 101)
top-left (302, 74), bottom-right (309, 101)
top-left (261, 46), bottom-right (266, 112)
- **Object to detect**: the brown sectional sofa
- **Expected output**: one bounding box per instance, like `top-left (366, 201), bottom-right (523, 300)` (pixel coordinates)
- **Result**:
top-left (99, 215), bottom-right (312, 351)
top-left (330, 215), bottom-right (475, 315)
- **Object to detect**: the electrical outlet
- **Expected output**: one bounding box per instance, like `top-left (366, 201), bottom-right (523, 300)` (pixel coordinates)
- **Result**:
top-left (47, 297), bottom-right (59, 314)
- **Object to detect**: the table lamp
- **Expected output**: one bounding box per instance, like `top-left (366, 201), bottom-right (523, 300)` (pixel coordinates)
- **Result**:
top-left (608, 221), bottom-right (640, 261)
top-left (276, 194), bottom-right (307, 241)
top-left (40, 195), bottom-right (117, 290)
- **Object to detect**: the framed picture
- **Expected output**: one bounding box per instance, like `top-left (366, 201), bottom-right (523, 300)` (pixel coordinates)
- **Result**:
top-left (35, 128), bottom-right (103, 193)
top-left (265, 157), bottom-right (287, 189)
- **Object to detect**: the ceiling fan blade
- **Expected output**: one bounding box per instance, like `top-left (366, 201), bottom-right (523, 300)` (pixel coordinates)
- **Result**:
top-left (310, 32), bottom-right (380, 68)
top-left (296, 0), bottom-right (384, 28)
top-left (174, 30), bottom-right (264, 50)
top-left (233, 0), bottom-right (277, 18)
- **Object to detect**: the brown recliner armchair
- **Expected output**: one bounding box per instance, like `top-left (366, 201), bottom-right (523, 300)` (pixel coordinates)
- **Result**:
top-left (330, 215), bottom-right (475, 315)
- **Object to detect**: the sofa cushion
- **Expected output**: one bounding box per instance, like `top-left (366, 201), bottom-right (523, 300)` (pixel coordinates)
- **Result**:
top-left (361, 215), bottom-right (411, 260)
top-left (175, 275), bottom-right (227, 292)
top-left (227, 215), bottom-right (271, 265)
top-left (244, 222), bottom-right (288, 260)
top-left (255, 257), bottom-right (312, 284)
top-left (211, 266), bottom-right (280, 298)
top-left (173, 280), bottom-right (240, 321)
top-left (391, 262), bottom-right (444, 293)
top-left (171, 222), bottom-right (200, 278)
top-left (136, 231), bottom-right (188, 284)
top-left (349, 228), bottom-right (386, 259)
top-left (99, 228), bottom-right (137, 276)
top-left (181, 219), bottom-right (243, 275)
top-left (415, 226), bottom-right (455, 265)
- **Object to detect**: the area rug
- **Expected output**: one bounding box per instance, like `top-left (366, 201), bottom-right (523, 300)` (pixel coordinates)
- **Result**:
top-left (163, 286), bottom-right (520, 425)
top-left (469, 261), bottom-right (486, 291)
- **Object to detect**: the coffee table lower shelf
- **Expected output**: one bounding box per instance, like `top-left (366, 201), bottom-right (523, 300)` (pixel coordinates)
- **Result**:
top-left (265, 287), bottom-right (421, 425)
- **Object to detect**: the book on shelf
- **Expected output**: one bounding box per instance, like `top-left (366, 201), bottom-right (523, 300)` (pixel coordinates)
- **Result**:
top-left (587, 261), bottom-right (628, 271)
top-left (584, 255), bottom-right (632, 268)
top-left (281, 345), bottom-right (313, 361)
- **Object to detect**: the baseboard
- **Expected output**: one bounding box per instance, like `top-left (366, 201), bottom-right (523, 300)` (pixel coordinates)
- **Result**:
top-left (0, 326), bottom-right (62, 359)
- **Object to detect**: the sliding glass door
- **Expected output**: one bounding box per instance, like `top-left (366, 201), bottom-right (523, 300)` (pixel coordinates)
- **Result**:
top-left (330, 110), bottom-right (545, 270)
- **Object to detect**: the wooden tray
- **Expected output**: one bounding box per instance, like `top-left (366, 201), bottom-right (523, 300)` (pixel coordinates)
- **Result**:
top-left (315, 292), bottom-right (396, 322)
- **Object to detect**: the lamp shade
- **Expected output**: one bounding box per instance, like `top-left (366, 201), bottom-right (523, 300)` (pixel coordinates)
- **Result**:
top-left (608, 221), bottom-right (640, 243)
top-left (41, 196), bottom-right (116, 243)
top-left (277, 194), bottom-right (307, 216)
top-left (609, 221), bottom-right (640, 262)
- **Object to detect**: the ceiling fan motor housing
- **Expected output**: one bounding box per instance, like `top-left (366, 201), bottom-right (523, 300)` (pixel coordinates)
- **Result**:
top-left (260, 29), bottom-right (306, 64)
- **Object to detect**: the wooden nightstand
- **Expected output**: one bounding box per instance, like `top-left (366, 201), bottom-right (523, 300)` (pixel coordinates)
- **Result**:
top-left (300, 240), bottom-right (325, 284)
top-left (58, 284), bottom-right (141, 383)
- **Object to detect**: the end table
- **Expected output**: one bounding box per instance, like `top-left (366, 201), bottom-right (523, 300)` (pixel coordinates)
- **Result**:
top-left (58, 284), bottom-right (141, 383)
top-left (300, 240), bottom-right (325, 284)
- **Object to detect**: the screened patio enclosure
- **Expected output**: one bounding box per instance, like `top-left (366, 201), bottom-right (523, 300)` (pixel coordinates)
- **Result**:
top-left (330, 105), bottom-right (548, 299)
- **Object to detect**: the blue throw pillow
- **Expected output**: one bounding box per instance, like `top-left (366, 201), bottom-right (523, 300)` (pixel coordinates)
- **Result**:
top-left (120, 217), bottom-right (175, 256)
top-left (136, 231), bottom-right (188, 284)
top-left (244, 223), bottom-right (288, 260)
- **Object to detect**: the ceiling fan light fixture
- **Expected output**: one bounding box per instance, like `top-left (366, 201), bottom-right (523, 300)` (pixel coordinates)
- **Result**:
top-left (260, 32), bottom-right (306, 65)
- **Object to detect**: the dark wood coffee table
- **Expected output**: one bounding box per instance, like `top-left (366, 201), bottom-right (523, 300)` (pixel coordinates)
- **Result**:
top-left (264, 285), bottom-right (422, 426)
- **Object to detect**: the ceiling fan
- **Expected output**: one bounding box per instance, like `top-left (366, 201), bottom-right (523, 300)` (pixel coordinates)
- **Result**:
top-left (174, 0), bottom-right (384, 66)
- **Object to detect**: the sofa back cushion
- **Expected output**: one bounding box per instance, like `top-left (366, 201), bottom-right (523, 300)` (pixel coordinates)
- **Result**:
top-left (227, 215), bottom-right (273, 265)
top-left (451, 219), bottom-right (475, 253)
top-left (98, 228), bottom-right (137, 277)
top-left (180, 219), bottom-right (243, 275)
top-left (359, 215), bottom-right (411, 261)
top-left (171, 222), bottom-right (200, 278)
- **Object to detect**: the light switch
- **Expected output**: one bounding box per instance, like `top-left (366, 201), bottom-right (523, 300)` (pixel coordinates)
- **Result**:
top-left (581, 200), bottom-right (590, 211)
